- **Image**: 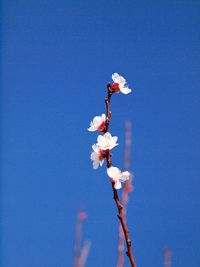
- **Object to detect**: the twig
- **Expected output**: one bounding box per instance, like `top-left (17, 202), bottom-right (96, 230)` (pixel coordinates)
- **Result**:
top-left (163, 247), bottom-right (172, 267)
top-left (79, 241), bottom-right (91, 267)
top-left (73, 211), bottom-right (90, 267)
top-left (105, 84), bottom-right (136, 267)
top-left (117, 120), bottom-right (134, 267)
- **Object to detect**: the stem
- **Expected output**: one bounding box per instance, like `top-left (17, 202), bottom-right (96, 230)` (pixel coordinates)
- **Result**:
top-left (104, 84), bottom-right (136, 267)
top-left (73, 213), bottom-right (82, 267)
top-left (117, 120), bottom-right (133, 267)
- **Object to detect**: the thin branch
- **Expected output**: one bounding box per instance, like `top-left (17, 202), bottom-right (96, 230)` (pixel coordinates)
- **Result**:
top-left (163, 247), bottom-right (172, 267)
top-left (117, 120), bottom-right (134, 267)
top-left (79, 240), bottom-right (91, 267)
top-left (73, 211), bottom-right (89, 267)
top-left (104, 84), bottom-right (136, 267)
top-left (104, 83), bottom-right (113, 134)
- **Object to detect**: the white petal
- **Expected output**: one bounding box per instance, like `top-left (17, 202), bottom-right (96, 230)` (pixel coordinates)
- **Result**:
top-left (97, 134), bottom-right (104, 144)
top-left (112, 73), bottom-right (126, 86)
top-left (107, 166), bottom-right (120, 178)
top-left (121, 171), bottom-right (130, 181)
top-left (112, 73), bottom-right (119, 83)
top-left (88, 125), bottom-right (97, 131)
top-left (111, 136), bottom-right (118, 144)
top-left (109, 136), bottom-right (118, 149)
top-left (104, 132), bottom-right (112, 139)
top-left (120, 86), bottom-right (132, 94)
top-left (111, 136), bottom-right (118, 145)
top-left (97, 133), bottom-right (108, 149)
top-left (90, 151), bottom-right (98, 161)
top-left (101, 114), bottom-right (106, 121)
top-left (114, 181), bottom-right (122, 189)
top-left (109, 142), bottom-right (118, 150)
top-left (99, 159), bottom-right (104, 166)
top-left (96, 136), bottom-right (106, 149)
top-left (88, 114), bottom-right (106, 131)
top-left (92, 144), bottom-right (100, 153)
top-left (90, 151), bottom-right (99, 169)
top-left (93, 161), bottom-right (99, 169)
top-left (95, 115), bottom-right (103, 122)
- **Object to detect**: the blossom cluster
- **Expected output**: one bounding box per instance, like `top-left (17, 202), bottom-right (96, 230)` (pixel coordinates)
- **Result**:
top-left (88, 73), bottom-right (132, 189)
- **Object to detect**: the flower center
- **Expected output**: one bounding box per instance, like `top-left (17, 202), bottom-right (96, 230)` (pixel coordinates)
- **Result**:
top-left (98, 121), bottom-right (105, 132)
top-left (98, 150), bottom-right (104, 161)
top-left (112, 83), bottom-right (120, 92)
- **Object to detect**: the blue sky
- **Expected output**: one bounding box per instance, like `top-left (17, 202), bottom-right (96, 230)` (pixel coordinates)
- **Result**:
top-left (1, 0), bottom-right (200, 266)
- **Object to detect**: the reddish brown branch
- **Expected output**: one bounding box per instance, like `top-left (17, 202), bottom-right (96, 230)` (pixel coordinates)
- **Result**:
top-left (112, 183), bottom-right (136, 267)
top-left (104, 84), bottom-right (136, 267)
top-left (104, 83), bottom-right (113, 133)
top-left (117, 121), bottom-right (134, 267)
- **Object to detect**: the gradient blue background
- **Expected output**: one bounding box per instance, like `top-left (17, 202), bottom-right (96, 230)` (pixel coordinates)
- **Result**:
top-left (1, 0), bottom-right (200, 266)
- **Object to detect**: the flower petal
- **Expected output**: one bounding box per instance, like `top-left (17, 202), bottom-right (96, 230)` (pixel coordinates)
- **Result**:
top-left (93, 161), bottom-right (99, 169)
top-left (90, 151), bottom-right (99, 169)
top-left (99, 159), bottom-right (104, 166)
top-left (90, 151), bottom-right (98, 161)
top-left (107, 166), bottom-right (120, 178)
top-left (112, 136), bottom-right (118, 144)
top-left (121, 171), bottom-right (130, 181)
top-left (112, 73), bottom-right (126, 86)
top-left (88, 114), bottom-right (106, 131)
top-left (102, 114), bottom-right (106, 121)
top-left (97, 134), bottom-right (104, 144)
top-left (120, 86), bottom-right (132, 94)
top-left (92, 144), bottom-right (99, 153)
top-left (114, 181), bottom-right (122, 189)
top-left (104, 132), bottom-right (112, 139)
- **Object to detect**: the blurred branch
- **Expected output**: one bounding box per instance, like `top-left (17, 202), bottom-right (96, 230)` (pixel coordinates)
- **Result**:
top-left (73, 210), bottom-right (91, 267)
top-left (79, 240), bottom-right (91, 267)
top-left (163, 246), bottom-right (172, 267)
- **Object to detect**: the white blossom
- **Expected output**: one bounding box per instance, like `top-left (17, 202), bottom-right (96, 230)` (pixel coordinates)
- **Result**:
top-left (88, 114), bottom-right (106, 132)
top-left (107, 166), bottom-right (130, 189)
top-left (96, 132), bottom-right (118, 151)
top-left (112, 73), bottom-right (132, 94)
top-left (90, 144), bottom-right (104, 169)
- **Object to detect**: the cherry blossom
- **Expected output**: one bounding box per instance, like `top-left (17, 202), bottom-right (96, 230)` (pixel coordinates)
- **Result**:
top-left (90, 144), bottom-right (104, 169)
top-left (88, 114), bottom-right (106, 132)
top-left (112, 73), bottom-right (132, 94)
top-left (96, 132), bottom-right (118, 151)
top-left (107, 166), bottom-right (130, 189)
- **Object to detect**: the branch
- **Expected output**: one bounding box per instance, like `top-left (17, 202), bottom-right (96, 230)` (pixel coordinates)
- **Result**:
top-left (73, 211), bottom-right (90, 267)
top-left (117, 174), bottom-right (134, 267)
top-left (117, 120), bottom-right (134, 267)
top-left (104, 84), bottom-right (136, 267)
top-left (79, 240), bottom-right (91, 267)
